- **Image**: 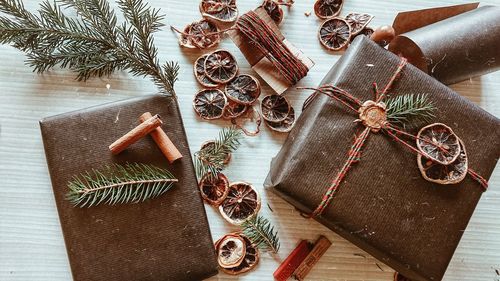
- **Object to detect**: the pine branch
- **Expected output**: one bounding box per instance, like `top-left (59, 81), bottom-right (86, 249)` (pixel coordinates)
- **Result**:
top-left (386, 94), bottom-right (435, 128)
top-left (241, 215), bottom-right (280, 254)
top-left (0, 0), bottom-right (178, 97)
top-left (66, 163), bottom-right (178, 207)
top-left (194, 126), bottom-right (242, 179)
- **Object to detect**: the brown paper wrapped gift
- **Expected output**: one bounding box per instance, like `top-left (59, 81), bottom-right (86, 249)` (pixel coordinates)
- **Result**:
top-left (40, 95), bottom-right (218, 281)
top-left (265, 36), bottom-right (500, 281)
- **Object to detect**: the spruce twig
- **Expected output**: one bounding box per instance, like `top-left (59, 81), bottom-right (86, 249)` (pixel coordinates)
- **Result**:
top-left (194, 126), bottom-right (242, 179)
top-left (0, 0), bottom-right (178, 97)
top-left (66, 163), bottom-right (177, 207)
top-left (241, 215), bottom-right (280, 254)
top-left (386, 93), bottom-right (435, 128)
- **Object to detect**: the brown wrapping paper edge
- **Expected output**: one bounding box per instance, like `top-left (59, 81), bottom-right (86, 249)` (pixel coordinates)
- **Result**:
top-left (227, 7), bottom-right (314, 94)
top-left (389, 4), bottom-right (500, 85)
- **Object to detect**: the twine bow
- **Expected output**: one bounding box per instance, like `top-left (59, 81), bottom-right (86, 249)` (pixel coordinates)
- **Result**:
top-left (300, 58), bottom-right (488, 218)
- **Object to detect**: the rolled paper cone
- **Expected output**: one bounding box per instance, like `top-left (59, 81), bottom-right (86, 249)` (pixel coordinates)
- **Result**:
top-left (388, 6), bottom-right (500, 85)
top-left (139, 112), bottom-right (182, 163)
top-left (109, 114), bottom-right (162, 154)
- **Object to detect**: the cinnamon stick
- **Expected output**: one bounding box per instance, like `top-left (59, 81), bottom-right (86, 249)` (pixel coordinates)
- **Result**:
top-left (139, 112), bottom-right (182, 163)
top-left (109, 114), bottom-right (162, 155)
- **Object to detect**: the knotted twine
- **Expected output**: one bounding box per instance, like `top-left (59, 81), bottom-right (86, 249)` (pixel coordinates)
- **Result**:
top-left (301, 58), bottom-right (488, 218)
top-left (236, 11), bottom-right (309, 85)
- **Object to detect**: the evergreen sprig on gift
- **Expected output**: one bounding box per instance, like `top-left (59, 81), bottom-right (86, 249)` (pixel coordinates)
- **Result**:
top-left (194, 126), bottom-right (242, 179)
top-left (67, 163), bottom-right (178, 207)
top-left (386, 94), bottom-right (435, 128)
top-left (0, 0), bottom-right (178, 97)
top-left (241, 215), bottom-right (280, 254)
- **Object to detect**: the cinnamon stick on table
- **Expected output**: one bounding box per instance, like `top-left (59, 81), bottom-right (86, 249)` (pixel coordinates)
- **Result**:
top-left (139, 112), bottom-right (182, 163)
top-left (109, 114), bottom-right (163, 154)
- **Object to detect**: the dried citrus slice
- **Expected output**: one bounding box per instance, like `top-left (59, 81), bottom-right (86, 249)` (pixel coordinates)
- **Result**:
top-left (199, 172), bottom-right (230, 206)
top-left (193, 89), bottom-right (227, 120)
top-left (225, 74), bottom-right (261, 105)
top-left (194, 54), bottom-right (218, 88)
top-left (178, 24), bottom-right (196, 49)
top-left (190, 19), bottom-right (221, 49)
top-left (219, 182), bottom-right (261, 225)
top-left (265, 106), bottom-right (295, 133)
top-left (204, 50), bottom-right (239, 84)
top-left (260, 94), bottom-right (290, 122)
top-left (223, 100), bottom-right (248, 120)
top-left (353, 27), bottom-right (374, 41)
top-left (200, 0), bottom-right (239, 23)
top-left (201, 140), bottom-right (232, 164)
top-left (345, 13), bottom-right (374, 35)
top-left (216, 234), bottom-right (246, 268)
top-left (261, 0), bottom-right (284, 24)
top-left (220, 234), bottom-right (259, 275)
top-left (417, 138), bottom-right (468, 185)
top-left (318, 18), bottom-right (351, 51)
top-left (416, 123), bottom-right (461, 165)
top-left (314, 0), bottom-right (343, 19)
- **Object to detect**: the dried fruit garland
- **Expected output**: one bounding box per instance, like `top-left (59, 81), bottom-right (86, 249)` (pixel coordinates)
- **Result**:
top-left (300, 58), bottom-right (488, 218)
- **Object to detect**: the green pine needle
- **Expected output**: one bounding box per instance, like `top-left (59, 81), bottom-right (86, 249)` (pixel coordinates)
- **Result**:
top-left (386, 93), bottom-right (436, 128)
top-left (241, 215), bottom-right (280, 254)
top-left (194, 126), bottom-right (242, 179)
top-left (66, 163), bottom-right (177, 207)
top-left (0, 0), bottom-right (178, 97)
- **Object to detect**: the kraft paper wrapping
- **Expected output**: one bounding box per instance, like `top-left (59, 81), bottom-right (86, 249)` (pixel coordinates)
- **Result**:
top-left (389, 5), bottom-right (500, 85)
top-left (265, 36), bottom-right (500, 281)
top-left (40, 95), bottom-right (218, 281)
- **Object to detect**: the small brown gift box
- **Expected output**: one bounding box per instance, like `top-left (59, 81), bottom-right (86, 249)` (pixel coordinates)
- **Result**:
top-left (40, 95), bottom-right (218, 281)
top-left (265, 37), bottom-right (500, 281)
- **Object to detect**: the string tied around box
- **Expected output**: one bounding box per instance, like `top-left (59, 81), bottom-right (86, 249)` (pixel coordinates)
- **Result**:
top-left (298, 57), bottom-right (488, 218)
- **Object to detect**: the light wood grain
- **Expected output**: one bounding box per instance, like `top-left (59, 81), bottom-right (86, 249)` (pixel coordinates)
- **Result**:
top-left (0, 0), bottom-right (499, 281)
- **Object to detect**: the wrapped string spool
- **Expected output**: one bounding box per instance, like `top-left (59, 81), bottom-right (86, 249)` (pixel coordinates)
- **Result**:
top-left (228, 7), bottom-right (314, 94)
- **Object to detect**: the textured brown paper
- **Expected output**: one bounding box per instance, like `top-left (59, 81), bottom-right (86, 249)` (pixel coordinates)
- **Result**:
top-left (228, 7), bottom-right (314, 94)
top-left (389, 5), bottom-right (500, 85)
top-left (40, 95), bottom-right (218, 281)
top-left (265, 36), bottom-right (500, 281)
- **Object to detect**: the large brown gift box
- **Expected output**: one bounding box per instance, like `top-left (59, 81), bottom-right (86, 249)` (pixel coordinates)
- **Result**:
top-left (265, 36), bottom-right (500, 280)
top-left (40, 95), bottom-right (218, 281)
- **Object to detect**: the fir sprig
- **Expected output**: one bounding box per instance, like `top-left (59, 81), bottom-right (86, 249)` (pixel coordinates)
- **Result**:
top-left (386, 94), bottom-right (435, 128)
top-left (194, 126), bottom-right (242, 179)
top-left (241, 215), bottom-right (280, 254)
top-left (0, 0), bottom-right (179, 97)
top-left (66, 163), bottom-right (178, 207)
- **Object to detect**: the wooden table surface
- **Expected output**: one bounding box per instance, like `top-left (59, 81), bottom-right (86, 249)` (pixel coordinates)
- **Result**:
top-left (0, 0), bottom-right (499, 280)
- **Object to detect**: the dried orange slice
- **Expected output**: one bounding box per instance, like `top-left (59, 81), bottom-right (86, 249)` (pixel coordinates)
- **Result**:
top-left (190, 19), bottom-right (221, 49)
top-left (216, 234), bottom-right (246, 268)
top-left (219, 233), bottom-right (259, 275)
top-left (194, 54), bottom-right (218, 88)
top-left (265, 106), bottom-right (295, 133)
top-left (314, 0), bottom-right (343, 19)
top-left (260, 94), bottom-right (290, 122)
top-left (178, 24), bottom-right (196, 49)
top-left (199, 172), bottom-right (230, 206)
top-left (200, 0), bottom-right (239, 23)
top-left (416, 123), bottom-right (460, 165)
top-left (193, 89), bottom-right (227, 120)
top-left (225, 74), bottom-right (261, 105)
top-left (418, 138), bottom-right (468, 185)
top-left (219, 182), bottom-right (261, 225)
top-left (345, 13), bottom-right (374, 35)
top-left (223, 100), bottom-right (248, 120)
top-left (205, 50), bottom-right (239, 84)
top-left (201, 140), bottom-right (232, 164)
top-left (261, 0), bottom-right (284, 24)
top-left (318, 18), bottom-right (351, 51)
